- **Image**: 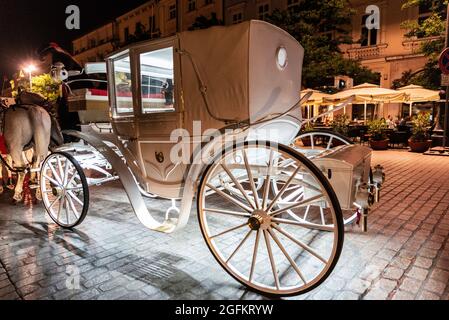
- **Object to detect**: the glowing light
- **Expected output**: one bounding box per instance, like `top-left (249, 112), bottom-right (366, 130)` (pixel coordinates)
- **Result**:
top-left (24, 64), bottom-right (37, 74)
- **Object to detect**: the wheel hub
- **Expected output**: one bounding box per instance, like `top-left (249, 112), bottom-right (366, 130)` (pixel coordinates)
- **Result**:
top-left (248, 210), bottom-right (271, 231)
top-left (52, 187), bottom-right (64, 197)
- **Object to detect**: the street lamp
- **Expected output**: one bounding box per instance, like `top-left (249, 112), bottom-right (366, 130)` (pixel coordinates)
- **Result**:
top-left (24, 64), bottom-right (36, 91)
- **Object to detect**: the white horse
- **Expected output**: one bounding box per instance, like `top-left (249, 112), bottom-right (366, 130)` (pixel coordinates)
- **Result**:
top-left (2, 103), bottom-right (52, 202)
top-left (0, 154), bottom-right (14, 195)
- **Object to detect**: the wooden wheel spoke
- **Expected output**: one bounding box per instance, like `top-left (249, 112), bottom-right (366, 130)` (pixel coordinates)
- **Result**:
top-left (65, 198), bottom-right (71, 225)
top-left (57, 195), bottom-right (64, 221)
top-left (266, 165), bottom-right (302, 212)
top-left (249, 230), bottom-right (260, 282)
top-left (43, 174), bottom-right (60, 187)
top-left (272, 224), bottom-right (328, 264)
top-left (221, 163), bottom-right (256, 210)
top-left (304, 205), bottom-right (311, 220)
top-left (63, 160), bottom-right (70, 186)
top-left (66, 186), bottom-right (84, 191)
top-left (66, 194), bottom-right (80, 220)
top-left (48, 163), bottom-right (62, 185)
top-left (271, 194), bottom-right (325, 217)
top-left (203, 208), bottom-right (250, 219)
top-left (243, 150), bottom-right (261, 209)
top-left (282, 188), bottom-right (304, 203)
top-left (57, 157), bottom-right (65, 182)
top-left (268, 228), bottom-right (307, 284)
top-left (49, 195), bottom-right (62, 210)
top-left (67, 191), bottom-right (83, 206)
top-left (226, 230), bottom-right (253, 263)
top-left (327, 137), bottom-right (334, 150)
top-left (263, 230), bottom-right (280, 290)
top-left (210, 222), bottom-right (248, 239)
top-left (65, 169), bottom-right (78, 188)
top-left (262, 151), bottom-right (274, 210)
top-left (320, 207), bottom-right (326, 225)
top-left (271, 217), bottom-right (334, 232)
top-left (206, 183), bottom-right (253, 213)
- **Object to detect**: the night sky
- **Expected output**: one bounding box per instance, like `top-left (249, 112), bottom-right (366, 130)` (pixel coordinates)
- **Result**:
top-left (0, 0), bottom-right (148, 82)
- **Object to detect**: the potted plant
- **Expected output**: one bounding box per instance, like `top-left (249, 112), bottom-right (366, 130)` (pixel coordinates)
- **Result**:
top-left (368, 119), bottom-right (389, 150)
top-left (331, 114), bottom-right (350, 146)
top-left (409, 112), bottom-right (431, 153)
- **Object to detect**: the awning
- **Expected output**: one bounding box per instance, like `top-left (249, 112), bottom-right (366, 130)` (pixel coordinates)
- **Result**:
top-left (300, 89), bottom-right (331, 106)
top-left (324, 83), bottom-right (407, 103)
top-left (397, 85), bottom-right (440, 103)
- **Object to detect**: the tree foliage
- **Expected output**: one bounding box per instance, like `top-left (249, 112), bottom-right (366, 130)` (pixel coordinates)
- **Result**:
top-left (189, 13), bottom-right (223, 31)
top-left (30, 74), bottom-right (61, 102)
top-left (265, 0), bottom-right (380, 89)
top-left (123, 22), bottom-right (160, 46)
top-left (396, 0), bottom-right (447, 89)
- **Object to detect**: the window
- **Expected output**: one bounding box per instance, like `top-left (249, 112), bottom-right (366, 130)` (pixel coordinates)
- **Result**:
top-left (287, 0), bottom-right (300, 14)
top-left (417, 0), bottom-right (438, 37)
top-left (149, 16), bottom-right (156, 33)
top-left (140, 47), bottom-right (175, 114)
top-left (89, 39), bottom-right (96, 48)
top-left (113, 55), bottom-right (133, 114)
top-left (188, 0), bottom-right (196, 12)
top-left (258, 3), bottom-right (270, 20)
top-left (169, 4), bottom-right (177, 20)
top-left (124, 27), bottom-right (130, 42)
top-left (361, 14), bottom-right (378, 46)
top-left (352, 104), bottom-right (374, 121)
top-left (204, 0), bottom-right (213, 5)
top-left (232, 12), bottom-right (244, 24)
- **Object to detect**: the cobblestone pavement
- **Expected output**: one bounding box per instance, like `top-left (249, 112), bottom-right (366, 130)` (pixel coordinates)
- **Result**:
top-left (0, 150), bottom-right (448, 300)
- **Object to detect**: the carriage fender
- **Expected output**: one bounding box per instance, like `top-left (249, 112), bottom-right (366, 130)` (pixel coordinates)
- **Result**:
top-left (63, 129), bottom-right (183, 234)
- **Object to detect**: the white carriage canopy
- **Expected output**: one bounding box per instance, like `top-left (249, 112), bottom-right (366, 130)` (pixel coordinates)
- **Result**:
top-left (177, 20), bottom-right (304, 128)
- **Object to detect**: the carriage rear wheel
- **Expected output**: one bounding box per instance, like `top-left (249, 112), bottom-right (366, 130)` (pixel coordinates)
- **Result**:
top-left (197, 141), bottom-right (344, 297)
top-left (40, 152), bottom-right (89, 229)
top-left (293, 130), bottom-right (352, 156)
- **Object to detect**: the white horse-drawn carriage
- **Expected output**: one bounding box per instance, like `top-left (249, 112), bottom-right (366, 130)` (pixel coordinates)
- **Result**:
top-left (19, 21), bottom-right (385, 297)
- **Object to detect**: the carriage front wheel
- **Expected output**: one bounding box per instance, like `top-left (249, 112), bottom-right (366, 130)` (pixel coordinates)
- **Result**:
top-left (40, 152), bottom-right (89, 228)
top-left (197, 141), bottom-right (344, 297)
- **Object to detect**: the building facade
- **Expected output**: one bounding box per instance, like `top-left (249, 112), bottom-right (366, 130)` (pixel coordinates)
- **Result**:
top-left (73, 0), bottom-right (223, 64)
top-left (223, 0), bottom-right (437, 119)
top-left (344, 0), bottom-right (436, 89)
top-left (72, 22), bottom-right (117, 65)
top-left (224, 0), bottom-right (434, 89)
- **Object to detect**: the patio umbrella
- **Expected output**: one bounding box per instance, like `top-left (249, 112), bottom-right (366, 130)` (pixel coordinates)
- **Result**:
top-left (397, 85), bottom-right (440, 116)
top-left (325, 83), bottom-right (407, 123)
top-left (301, 89), bottom-right (331, 119)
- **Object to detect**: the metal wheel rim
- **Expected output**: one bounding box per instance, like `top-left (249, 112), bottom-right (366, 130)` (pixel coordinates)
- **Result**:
top-left (293, 131), bottom-right (351, 155)
top-left (198, 143), bottom-right (343, 296)
top-left (271, 131), bottom-right (353, 228)
top-left (40, 153), bottom-right (87, 228)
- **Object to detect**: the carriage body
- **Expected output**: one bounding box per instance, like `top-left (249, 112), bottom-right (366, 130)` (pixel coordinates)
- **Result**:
top-left (105, 20), bottom-right (303, 199)
top-left (35, 20), bottom-right (385, 297)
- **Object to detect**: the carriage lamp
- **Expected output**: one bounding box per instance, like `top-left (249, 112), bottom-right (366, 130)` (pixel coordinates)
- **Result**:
top-left (276, 47), bottom-right (288, 70)
top-left (24, 64), bottom-right (37, 90)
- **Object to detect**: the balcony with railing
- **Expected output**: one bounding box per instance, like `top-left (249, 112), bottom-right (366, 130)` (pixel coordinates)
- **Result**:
top-left (402, 36), bottom-right (441, 54)
top-left (346, 43), bottom-right (388, 60)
